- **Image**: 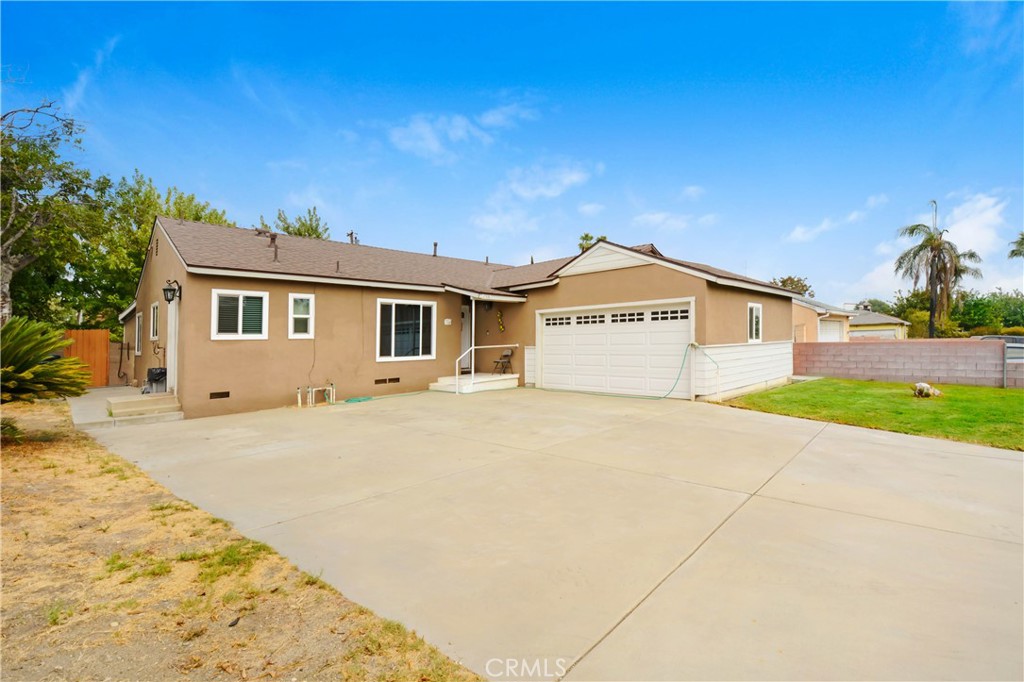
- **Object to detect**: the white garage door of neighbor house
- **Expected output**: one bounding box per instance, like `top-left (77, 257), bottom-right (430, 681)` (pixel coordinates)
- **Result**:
top-left (819, 319), bottom-right (844, 342)
top-left (540, 304), bottom-right (692, 398)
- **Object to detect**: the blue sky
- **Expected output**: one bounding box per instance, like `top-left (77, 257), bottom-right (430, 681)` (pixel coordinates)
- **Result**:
top-left (3, 1), bottom-right (1022, 304)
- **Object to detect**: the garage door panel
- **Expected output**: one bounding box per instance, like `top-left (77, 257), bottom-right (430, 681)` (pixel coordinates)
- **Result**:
top-left (540, 304), bottom-right (692, 399)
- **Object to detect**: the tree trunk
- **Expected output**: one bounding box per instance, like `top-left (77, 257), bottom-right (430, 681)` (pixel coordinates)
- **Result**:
top-left (0, 262), bottom-right (13, 326)
top-left (928, 266), bottom-right (938, 339)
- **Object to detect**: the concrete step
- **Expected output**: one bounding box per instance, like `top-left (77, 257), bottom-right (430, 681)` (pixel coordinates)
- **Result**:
top-left (78, 411), bottom-right (185, 431)
top-left (429, 375), bottom-right (519, 394)
top-left (106, 392), bottom-right (181, 418)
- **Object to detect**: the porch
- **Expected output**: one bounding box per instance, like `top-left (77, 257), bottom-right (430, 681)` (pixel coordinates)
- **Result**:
top-left (428, 372), bottom-right (520, 394)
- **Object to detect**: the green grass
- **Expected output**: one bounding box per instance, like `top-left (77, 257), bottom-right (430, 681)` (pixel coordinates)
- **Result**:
top-left (729, 379), bottom-right (1024, 451)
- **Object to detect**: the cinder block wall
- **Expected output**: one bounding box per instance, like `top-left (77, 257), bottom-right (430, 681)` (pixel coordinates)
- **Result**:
top-left (794, 339), bottom-right (1022, 388)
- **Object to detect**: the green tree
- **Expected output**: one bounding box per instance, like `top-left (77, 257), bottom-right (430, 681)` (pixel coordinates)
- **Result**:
top-left (1010, 232), bottom-right (1024, 259)
top-left (0, 101), bottom-right (106, 325)
top-left (259, 207), bottom-right (329, 239)
top-left (865, 298), bottom-right (894, 316)
top-left (73, 171), bottom-right (233, 334)
top-left (893, 204), bottom-right (982, 338)
top-left (891, 289), bottom-right (931, 321)
top-left (950, 289), bottom-right (1000, 332)
top-left (988, 288), bottom-right (1024, 328)
top-left (578, 232), bottom-right (607, 252)
top-left (769, 275), bottom-right (814, 297)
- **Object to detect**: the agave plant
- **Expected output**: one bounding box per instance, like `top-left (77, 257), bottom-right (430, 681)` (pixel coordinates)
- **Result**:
top-left (1, 316), bottom-right (91, 403)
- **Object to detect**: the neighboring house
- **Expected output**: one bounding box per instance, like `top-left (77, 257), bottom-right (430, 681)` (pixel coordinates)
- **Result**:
top-left (849, 311), bottom-right (911, 339)
top-left (119, 217), bottom-right (800, 418)
top-left (792, 295), bottom-right (854, 342)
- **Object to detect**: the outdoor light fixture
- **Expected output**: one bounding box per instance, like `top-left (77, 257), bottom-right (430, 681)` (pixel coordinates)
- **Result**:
top-left (163, 280), bottom-right (181, 303)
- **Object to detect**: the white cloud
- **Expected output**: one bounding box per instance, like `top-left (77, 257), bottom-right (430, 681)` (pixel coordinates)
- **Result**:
top-left (680, 185), bottom-right (706, 201)
top-left (846, 210), bottom-right (867, 223)
top-left (943, 192), bottom-right (1008, 258)
top-left (866, 193), bottom-right (889, 209)
top-left (578, 202), bottom-right (605, 217)
top-left (470, 204), bottom-right (539, 241)
top-left (786, 218), bottom-right (836, 243)
top-left (697, 213), bottom-right (718, 226)
top-left (63, 36), bottom-right (119, 112)
top-left (477, 102), bottom-right (539, 129)
top-left (632, 211), bottom-right (691, 232)
top-left (505, 162), bottom-right (591, 200)
top-left (388, 113), bottom-right (492, 164)
top-left (952, 1), bottom-right (1024, 56)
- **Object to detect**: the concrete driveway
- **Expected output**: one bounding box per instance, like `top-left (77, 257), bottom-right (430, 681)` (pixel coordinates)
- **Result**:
top-left (88, 389), bottom-right (1023, 681)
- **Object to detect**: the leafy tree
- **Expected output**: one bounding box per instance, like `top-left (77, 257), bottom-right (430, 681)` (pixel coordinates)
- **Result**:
top-left (891, 289), bottom-right (931, 321)
top-left (1010, 232), bottom-right (1024, 259)
top-left (950, 290), bottom-right (1000, 332)
top-left (865, 298), bottom-right (894, 316)
top-left (893, 207), bottom-right (982, 338)
top-left (0, 101), bottom-right (107, 325)
top-left (0, 316), bottom-right (90, 402)
top-left (72, 171), bottom-right (232, 334)
top-left (988, 288), bottom-right (1024, 328)
top-left (578, 232), bottom-right (607, 252)
top-left (259, 207), bottom-right (329, 239)
top-left (770, 275), bottom-right (814, 297)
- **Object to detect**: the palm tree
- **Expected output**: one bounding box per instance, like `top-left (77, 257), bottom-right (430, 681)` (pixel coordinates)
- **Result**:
top-left (1010, 232), bottom-right (1024, 259)
top-left (578, 232), bottom-right (607, 252)
top-left (893, 201), bottom-right (983, 338)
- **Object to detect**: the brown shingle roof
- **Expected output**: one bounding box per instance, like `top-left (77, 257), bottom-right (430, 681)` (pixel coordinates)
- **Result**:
top-left (158, 217), bottom-right (520, 297)
top-left (157, 217), bottom-right (792, 298)
top-left (850, 311), bottom-right (910, 326)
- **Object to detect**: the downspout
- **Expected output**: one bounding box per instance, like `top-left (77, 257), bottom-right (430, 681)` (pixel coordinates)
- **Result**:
top-left (471, 298), bottom-right (477, 388)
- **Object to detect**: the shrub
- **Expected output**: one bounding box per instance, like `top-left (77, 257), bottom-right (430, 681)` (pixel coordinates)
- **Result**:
top-left (1002, 326), bottom-right (1024, 336)
top-left (1, 317), bottom-right (91, 403)
top-left (968, 325), bottom-right (1003, 337)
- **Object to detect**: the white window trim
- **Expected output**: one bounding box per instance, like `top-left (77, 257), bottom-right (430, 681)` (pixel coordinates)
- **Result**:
top-left (150, 302), bottom-right (159, 341)
top-left (211, 288), bottom-right (269, 341)
top-left (376, 298), bottom-right (437, 362)
top-left (135, 314), bottom-right (143, 356)
top-left (748, 302), bottom-right (763, 343)
top-left (288, 293), bottom-right (315, 340)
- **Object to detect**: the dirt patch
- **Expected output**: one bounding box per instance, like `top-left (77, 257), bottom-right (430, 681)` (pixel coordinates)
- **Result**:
top-left (1, 400), bottom-right (482, 681)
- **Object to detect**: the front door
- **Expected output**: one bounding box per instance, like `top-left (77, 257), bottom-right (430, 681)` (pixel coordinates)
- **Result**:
top-left (460, 305), bottom-right (472, 371)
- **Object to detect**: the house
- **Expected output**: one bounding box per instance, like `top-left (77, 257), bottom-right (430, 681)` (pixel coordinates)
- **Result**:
top-left (849, 311), bottom-right (911, 339)
top-left (792, 295), bottom-right (854, 342)
top-left (118, 217), bottom-right (800, 418)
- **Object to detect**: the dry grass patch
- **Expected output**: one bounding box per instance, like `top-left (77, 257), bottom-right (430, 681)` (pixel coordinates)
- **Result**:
top-left (1, 399), bottom-right (481, 681)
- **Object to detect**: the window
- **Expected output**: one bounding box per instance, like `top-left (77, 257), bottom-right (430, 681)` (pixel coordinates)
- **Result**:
top-left (748, 303), bottom-right (762, 343)
top-left (575, 314), bottom-right (605, 325)
top-left (377, 299), bottom-right (435, 361)
top-left (135, 314), bottom-right (143, 355)
top-left (288, 293), bottom-right (315, 339)
top-left (211, 289), bottom-right (269, 340)
top-left (652, 309), bottom-right (689, 321)
top-left (544, 316), bottom-right (572, 327)
top-left (150, 302), bottom-right (159, 340)
top-left (610, 311), bottom-right (644, 323)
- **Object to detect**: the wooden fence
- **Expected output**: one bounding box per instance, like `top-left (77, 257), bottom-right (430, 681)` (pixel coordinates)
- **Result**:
top-left (63, 329), bottom-right (111, 388)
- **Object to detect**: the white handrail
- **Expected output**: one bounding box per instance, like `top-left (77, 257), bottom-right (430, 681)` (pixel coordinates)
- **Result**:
top-left (454, 343), bottom-right (520, 394)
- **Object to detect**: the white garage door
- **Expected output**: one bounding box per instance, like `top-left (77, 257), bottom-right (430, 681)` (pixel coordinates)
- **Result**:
top-left (819, 319), bottom-right (844, 342)
top-left (540, 304), bottom-right (692, 398)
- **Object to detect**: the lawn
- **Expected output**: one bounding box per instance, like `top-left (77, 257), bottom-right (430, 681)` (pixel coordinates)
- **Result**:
top-left (728, 378), bottom-right (1024, 451)
top-left (1, 399), bottom-right (481, 681)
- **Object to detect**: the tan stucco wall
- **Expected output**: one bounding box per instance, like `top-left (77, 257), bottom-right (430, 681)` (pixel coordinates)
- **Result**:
top-left (175, 276), bottom-right (463, 418)
top-left (792, 303), bottom-right (820, 342)
top-left (128, 224), bottom-right (189, 389)
top-left (474, 264), bottom-right (793, 375)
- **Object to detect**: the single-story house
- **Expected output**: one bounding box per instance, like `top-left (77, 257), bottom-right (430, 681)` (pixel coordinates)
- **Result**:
top-left (792, 295), bottom-right (854, 342)
top-left (849, 311), bottom-right (911, 339)
top-left (119, 217), bottom-right (800, 418)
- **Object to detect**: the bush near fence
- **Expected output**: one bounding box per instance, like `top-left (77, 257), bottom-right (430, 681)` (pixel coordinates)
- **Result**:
top-left (794, 338), bottom-right (1023, 389)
